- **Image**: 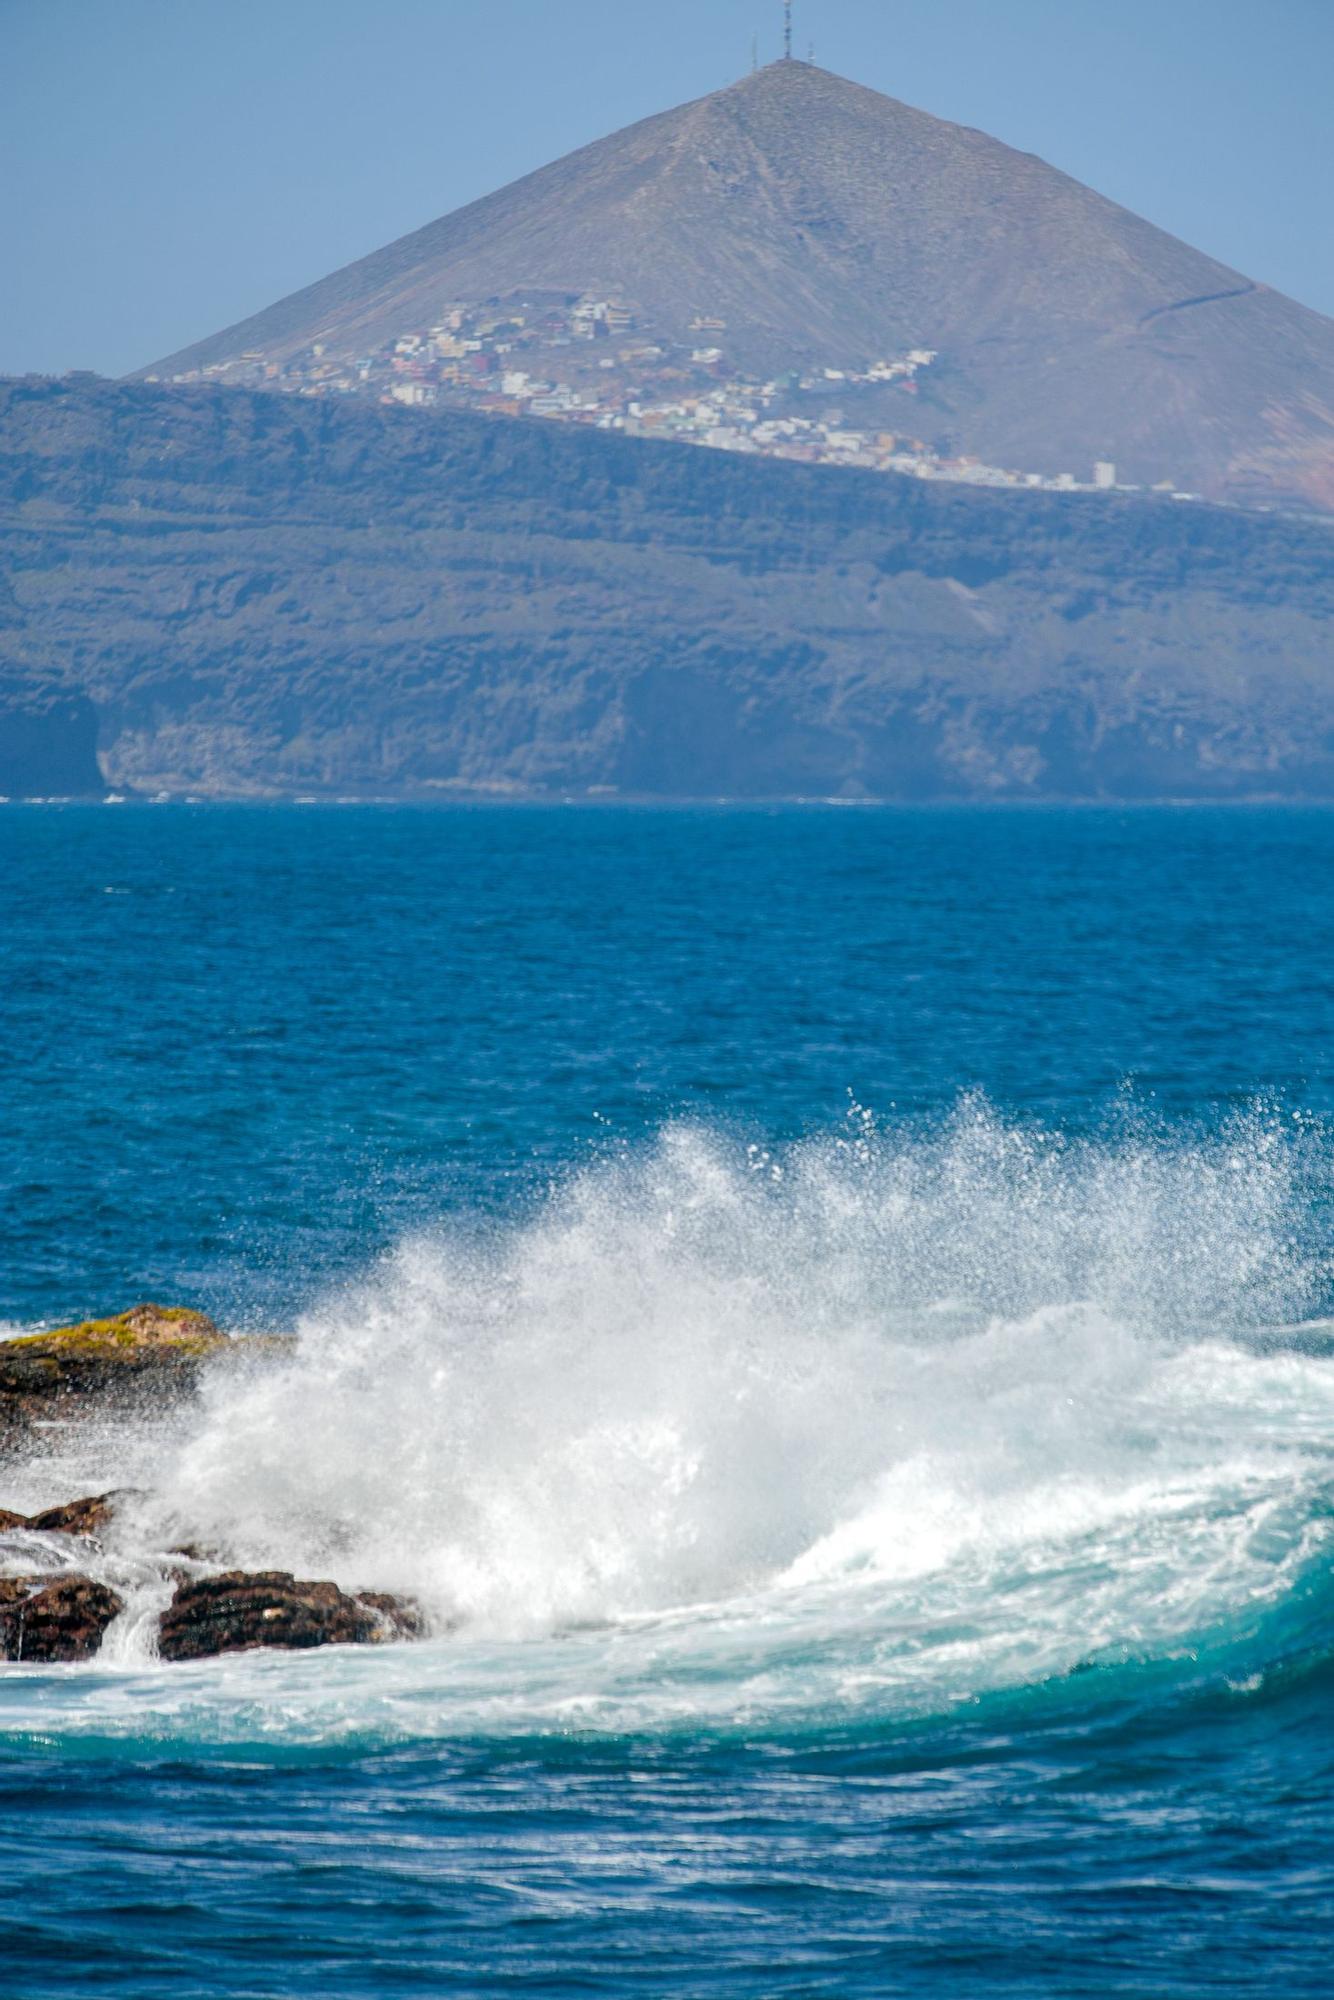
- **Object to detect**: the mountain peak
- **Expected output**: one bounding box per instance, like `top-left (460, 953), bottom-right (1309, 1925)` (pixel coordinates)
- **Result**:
top-left (144, 63), bottom-right (1334, 509)
top-left (733, 57), bottom-right (841, 86)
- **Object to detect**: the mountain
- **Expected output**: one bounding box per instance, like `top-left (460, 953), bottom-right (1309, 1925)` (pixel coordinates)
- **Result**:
top-left (3, 375), bottom-right (1332, 801)
top-left (144, 60), bottom-right (1334, 511)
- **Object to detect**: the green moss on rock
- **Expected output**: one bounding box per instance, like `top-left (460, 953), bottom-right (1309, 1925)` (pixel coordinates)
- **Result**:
top-left (11, 1304), bottom-right (222, 1352)
top-left (0, 1305), bottom-right (229, 1408)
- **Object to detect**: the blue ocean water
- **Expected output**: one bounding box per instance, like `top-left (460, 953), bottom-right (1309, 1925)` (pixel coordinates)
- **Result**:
top-left (0, 804), bottom-right (1331, 1997)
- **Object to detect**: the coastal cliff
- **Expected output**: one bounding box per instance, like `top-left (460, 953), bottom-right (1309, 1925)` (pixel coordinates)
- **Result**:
top-left (3, 374), bottom-right (1333, 800)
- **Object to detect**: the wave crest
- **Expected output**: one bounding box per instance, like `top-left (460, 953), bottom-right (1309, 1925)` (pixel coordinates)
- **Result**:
top-left (133, 1105), bottom-right (1328, 1683)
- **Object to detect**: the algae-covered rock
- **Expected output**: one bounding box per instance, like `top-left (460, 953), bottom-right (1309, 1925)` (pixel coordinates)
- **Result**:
top-left (0, 1575), bottom-right (124, 1662)
top-left (157, 1571), bottom-right (406, 1661)
top-left (0, 1303), bottom-right (226, 1381)
top-left (0, 1305), bottom-right (228, 1432)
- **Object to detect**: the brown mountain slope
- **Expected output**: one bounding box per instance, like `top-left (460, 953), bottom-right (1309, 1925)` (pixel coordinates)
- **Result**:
top-left (145, 61), bottom-right (1334, 509)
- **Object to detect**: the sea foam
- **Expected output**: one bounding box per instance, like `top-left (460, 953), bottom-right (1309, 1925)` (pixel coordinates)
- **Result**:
top-left (4, 1103), bottom-right (1331, 1742)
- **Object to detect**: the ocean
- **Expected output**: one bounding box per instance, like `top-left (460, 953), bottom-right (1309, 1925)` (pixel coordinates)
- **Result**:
top-left (1, 803), bottom-right (1331, 1996)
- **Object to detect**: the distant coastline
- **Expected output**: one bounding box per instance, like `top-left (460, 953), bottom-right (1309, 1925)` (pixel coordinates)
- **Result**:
top-left (5, 377), bottom-right (1333, 805)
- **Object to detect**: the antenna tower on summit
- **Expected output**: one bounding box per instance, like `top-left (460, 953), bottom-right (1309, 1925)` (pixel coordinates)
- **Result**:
top-left (784, 2), bottom-right (793, 60)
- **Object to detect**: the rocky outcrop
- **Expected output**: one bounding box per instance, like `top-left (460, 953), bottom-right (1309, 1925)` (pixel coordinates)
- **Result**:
top-left (356, 1592), bottom-right (427, 1642)
top-left (0, 1575), bottom-right (124, 1662)
top-left (0, 1473), bottom-right (427, 1668)
top-left (0, 1487), bottom-right (426, 1662)
top-left (0, 1305), bottom-right (226, 1392)
top-left (157, 1571), bottom-right (420, 1662)
top-left (22, 1493), bottom-right (128, 1538)
top-left (0, 1305), bottom-right (228, 1441)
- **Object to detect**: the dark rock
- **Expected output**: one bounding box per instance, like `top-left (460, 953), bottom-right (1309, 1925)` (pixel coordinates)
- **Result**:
top-left (157, 1571), bottom-right (412, 1662)
top-left (356, 1591), bottom-right (428, 1641)
top-left (0, 1575), bottom-right (124, 1662)
top-left (27, 1492), bottom-right (130, 1538)
top-left (0, 1494), bottom-right (132, 1536)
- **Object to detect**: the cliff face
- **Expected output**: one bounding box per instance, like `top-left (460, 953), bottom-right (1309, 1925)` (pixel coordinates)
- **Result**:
top-left (142, 61), bottom-right (1334, 510)
top-left (2, 375), bottom-right (1332, 801)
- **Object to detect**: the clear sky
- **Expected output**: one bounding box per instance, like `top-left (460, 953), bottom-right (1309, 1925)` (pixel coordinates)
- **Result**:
top-left (3, 0), bottom-right (1332, 378)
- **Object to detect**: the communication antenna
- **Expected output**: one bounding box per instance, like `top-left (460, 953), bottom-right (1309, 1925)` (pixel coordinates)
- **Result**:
top-left (784, 1), bottom-right (793, 60)
top-left (752, 33), bottom-right (759, 71)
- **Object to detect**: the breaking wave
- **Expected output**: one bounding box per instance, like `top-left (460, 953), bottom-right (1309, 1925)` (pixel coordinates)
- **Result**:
top-left (3, 1102), bottom-right (1332, 1744)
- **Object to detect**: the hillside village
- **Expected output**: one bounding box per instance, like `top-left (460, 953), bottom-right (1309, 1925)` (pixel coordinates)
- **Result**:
top-left (149, 289), bottom-right (1169, 499)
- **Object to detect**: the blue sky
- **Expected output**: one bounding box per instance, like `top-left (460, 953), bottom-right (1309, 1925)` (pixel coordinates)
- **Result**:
top-left (3, 0), bottom-right (1332, 377)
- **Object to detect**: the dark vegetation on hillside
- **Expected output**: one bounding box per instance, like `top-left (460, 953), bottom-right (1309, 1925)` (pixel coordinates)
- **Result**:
top-left (1, 375), bottom-right (1332, 799)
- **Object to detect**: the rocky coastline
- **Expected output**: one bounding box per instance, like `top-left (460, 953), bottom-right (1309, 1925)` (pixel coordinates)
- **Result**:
top-left (0, 1305), bottom-right (423, 1665)
top-left (0, 1304), bottom-right (229, 1446)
